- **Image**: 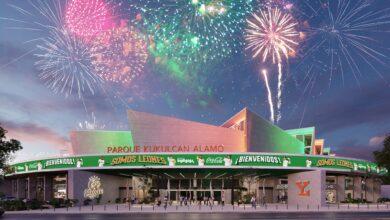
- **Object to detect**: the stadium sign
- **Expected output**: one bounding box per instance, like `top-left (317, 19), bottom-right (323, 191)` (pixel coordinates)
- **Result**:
top-left (9, 153), bottom-right (388, 176)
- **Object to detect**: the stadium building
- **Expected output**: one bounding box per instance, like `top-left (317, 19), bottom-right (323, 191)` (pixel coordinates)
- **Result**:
top-left (2, 108), bottom-right (387, 206)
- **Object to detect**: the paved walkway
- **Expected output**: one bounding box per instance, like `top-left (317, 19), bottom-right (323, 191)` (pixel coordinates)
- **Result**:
top-left (5, 203), bottom-right (390, 214)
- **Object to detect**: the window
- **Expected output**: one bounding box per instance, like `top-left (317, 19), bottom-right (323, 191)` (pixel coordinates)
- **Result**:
top-left (53, 174), bottom-right (67, 199)
top-left (304, 135), bottom-right (312, 146)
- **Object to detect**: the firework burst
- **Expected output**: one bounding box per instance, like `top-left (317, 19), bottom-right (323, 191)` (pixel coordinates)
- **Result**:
top-left (296, 0), bottom-right (390, 87)
top-left (90, 23), bottom-right (148, 84)
top-left (35, 28), bottom-right (103, 98)
top-left (246, 7), bottom-right (298, 63)
top-left (131, 0), bottom-right (254, 65)
top-left (246, 7), bottom-right (298, 123)
top-left (65, 0), bottom-right (114, 41)
top-left (1, 0), bottom-right (108, 98)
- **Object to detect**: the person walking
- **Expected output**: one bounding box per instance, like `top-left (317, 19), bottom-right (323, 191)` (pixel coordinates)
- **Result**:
top-left (251, 196), bottom-right (256, 208)
top-left (163, 196), bottom-right (168, 209)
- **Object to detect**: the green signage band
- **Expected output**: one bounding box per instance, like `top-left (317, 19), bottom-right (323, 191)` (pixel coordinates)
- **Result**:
top-left (9, 153), bottom-right (388, 176)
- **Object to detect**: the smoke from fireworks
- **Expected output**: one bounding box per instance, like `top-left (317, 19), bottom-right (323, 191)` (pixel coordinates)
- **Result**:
top-left (65, 0), bottom-right (114, 41)
top-left (91, 23), bottom-right (148, 84)
top-left (246, 7), bottom-right (298, 123)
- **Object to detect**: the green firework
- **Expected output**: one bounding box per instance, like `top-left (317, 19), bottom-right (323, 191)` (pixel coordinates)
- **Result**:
top-left (131, 0), bottom-right (254, 64)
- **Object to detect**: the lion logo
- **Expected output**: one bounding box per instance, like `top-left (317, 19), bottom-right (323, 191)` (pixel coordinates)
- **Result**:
top-left (84, 176), bottom-right (103, 199)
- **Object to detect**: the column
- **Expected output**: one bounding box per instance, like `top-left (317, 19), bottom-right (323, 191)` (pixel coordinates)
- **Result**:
top-left (231, 176), bottom-right (234, 205)
top-left (44, 175), bottom-right (52, 201)
top-left (365, 178), bottom-right (374, 202)
top-left (336, 176), bottom-right (345, 202)
top-left (287, 170), bottom-right (326, 207)
top-left (16, 178), bottom-right (27, 199)
top-left (353, 176), bottom-right (362, 200)
top-left (373, 178), bottom-right (381, 202)
top-left (28, 176), bottom-right (37, 200)
top-left (167, 179), bottom-right (170, 201)
top-left (126, 178), bottom-right (130, 202)
top-left (271, 178), bottom-right (279, 203)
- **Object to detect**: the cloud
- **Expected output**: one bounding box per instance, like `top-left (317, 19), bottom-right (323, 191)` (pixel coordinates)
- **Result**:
top-left (334, 134), bottom-right (387, 161)
top-left (0, 120), bottom-right (70, 151)
top-left (369, 135), bottom-right (387, 146)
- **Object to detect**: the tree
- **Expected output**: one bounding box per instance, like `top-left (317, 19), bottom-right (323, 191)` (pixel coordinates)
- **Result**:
top-left (0, 125), bottom-right (23, 170)
top-left (373, 135), bottom-right (390, 184)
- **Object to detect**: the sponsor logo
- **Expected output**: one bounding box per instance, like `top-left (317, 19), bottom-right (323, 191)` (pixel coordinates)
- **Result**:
top-left (296, 181), bottom-right (310, 196)
top-left (176, 158), bottom-right (195, 164)
top-left (206, 157), bottom-right (224, 164)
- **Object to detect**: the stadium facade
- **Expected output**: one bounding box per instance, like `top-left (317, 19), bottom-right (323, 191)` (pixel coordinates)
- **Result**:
top-left (2, 108), bottom-right (387, 206)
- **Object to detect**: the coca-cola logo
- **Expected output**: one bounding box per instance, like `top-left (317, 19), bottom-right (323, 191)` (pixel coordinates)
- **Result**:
top-left (206, 157), bottom-right (224, 164)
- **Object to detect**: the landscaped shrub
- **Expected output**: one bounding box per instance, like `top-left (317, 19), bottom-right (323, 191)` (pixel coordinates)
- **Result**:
top-left (26, 199), bottom-right (43, 210)
top-left (49, 198), bottom-right (65, 208)
top-left (377, 197), bottom-right (390, 203)
top-left (83, 199), bottom-right (92, 206)
top-left (0, 199), bottom-right (27, 211)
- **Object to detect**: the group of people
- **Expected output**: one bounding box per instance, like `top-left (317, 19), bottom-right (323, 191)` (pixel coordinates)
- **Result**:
top-left (177, 195), bottom-right (216, 206)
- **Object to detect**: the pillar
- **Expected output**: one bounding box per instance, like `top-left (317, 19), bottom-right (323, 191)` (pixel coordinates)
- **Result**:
top-left (287, 170), bottom-right (326, 207)
top-left (373, 178), bottom-right (381, 202)
top-left (17, 178), bottom-right (27, 199)
top-left (167, 179), bottom-right (170, 200)
top-left (126, 178), bottom-right (130, 202)
top-left (353, 176), bottom-right (362, 200)
top-left (365, 178), bottom-right (374, 202)
top-left (28, 176), bottom-right (37, 200)
top-left (271, 178), bottom-right (279, 203)
top-left (44, 175), bottom-right (52, 201)
top-left (231, 176), bottom-right (234, 205)
top-left (336, 176), bottom-right (345, 202)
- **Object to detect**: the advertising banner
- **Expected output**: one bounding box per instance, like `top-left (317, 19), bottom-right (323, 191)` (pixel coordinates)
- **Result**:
top-left (10, 153), bottom-right (388, 176)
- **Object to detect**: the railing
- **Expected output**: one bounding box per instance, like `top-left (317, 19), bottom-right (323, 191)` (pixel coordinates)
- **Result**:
top-left (12, 202), bottom-right (390, 213)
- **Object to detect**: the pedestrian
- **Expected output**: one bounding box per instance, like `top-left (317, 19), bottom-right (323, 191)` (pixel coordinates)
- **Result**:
top-left (163, 196), bottom-right (168, 209)
top-left (251, 196), bottom-right (256, 208)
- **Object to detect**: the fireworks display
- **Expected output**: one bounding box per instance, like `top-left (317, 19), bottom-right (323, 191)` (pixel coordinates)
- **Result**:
top-left (296, 0), bottom-right (390, 86)
top-left (131, 0), bottom-right (254, 64)
top-left (2, 0), bottom-right (390, 127)
top-left (246, 7), bottom-right (298, 123)
top-left (246, 7), bottom-right (298, 63)
top-left (65, 0), bottom-right (114, 40)
top-left (35, 28), bottom-right (103, 98)
top-left (91, 24), bottom-right (148, 84)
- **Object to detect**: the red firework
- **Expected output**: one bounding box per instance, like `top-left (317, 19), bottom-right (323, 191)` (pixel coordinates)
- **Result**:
top-left (65, 0), bottom-right (114, 40)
